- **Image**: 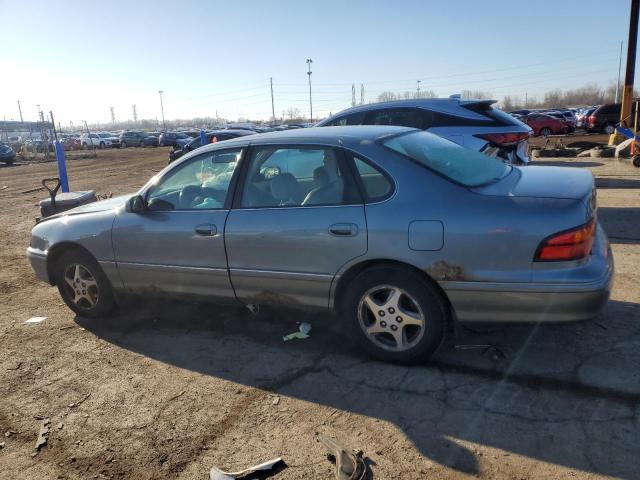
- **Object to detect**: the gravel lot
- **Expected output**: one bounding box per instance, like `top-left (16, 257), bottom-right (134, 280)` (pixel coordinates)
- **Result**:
top-left (1, 147), bottom-right (639, 479)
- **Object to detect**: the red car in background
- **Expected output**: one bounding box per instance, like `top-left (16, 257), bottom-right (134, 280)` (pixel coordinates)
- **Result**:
top-left (520, 113), bottom-right (568, 136)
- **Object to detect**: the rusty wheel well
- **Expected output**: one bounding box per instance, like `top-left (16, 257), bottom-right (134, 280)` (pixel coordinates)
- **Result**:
top-left (46, 242), bottom-right (96, 286)
top-left (333, 259), bottom-right (455, 327)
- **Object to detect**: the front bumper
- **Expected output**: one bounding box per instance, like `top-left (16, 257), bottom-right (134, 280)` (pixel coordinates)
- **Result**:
top-left (27, 247), bottom-right (51, 284)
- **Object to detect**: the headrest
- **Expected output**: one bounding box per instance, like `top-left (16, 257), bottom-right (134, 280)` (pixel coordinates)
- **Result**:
top-left (270, 173), bottom-right (298, 201)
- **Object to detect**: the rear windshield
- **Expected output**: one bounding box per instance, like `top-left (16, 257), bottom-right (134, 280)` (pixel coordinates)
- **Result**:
top-left (382, 131), bottom-right (511, 187)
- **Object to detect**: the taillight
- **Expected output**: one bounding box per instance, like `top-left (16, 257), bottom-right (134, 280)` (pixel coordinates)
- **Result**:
top-left (474, 132), bottom-right (530, 146)
top-left (588, 115), bottom-right (596, 125)
top-left (534, 220), bottom-right (596, 262)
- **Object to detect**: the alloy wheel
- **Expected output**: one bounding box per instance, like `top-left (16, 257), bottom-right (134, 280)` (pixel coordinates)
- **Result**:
top-left (357, 285), bottom-right (425, 352)
top-left (62, 263), bottom-right (99, 310)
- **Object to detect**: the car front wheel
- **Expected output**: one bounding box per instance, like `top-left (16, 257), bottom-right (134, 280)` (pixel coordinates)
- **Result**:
top-left (540, 127), bottom-right (551, 137)
top-left (340, 266), bottom-right (446, 364)
top-left (54, 250), bottom-right (116, 318)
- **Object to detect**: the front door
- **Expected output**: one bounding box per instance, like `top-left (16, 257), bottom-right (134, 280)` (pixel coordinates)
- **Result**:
top-left (225, 145), bottom-right (367, 309)
top-left (112, 148), bottom-right (243, 301)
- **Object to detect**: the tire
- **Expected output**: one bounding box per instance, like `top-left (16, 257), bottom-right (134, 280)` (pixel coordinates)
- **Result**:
top-left (82, 143), bottom-right (88, 150)
top-left (121, 141), bottom-right (127, 148)
top-left (604, 124), bottom-right (615, 135)
top-left (54, 249), bottom-right (116, 318)
top-left (339, 266), bottom-right (446, 364)
top-left (633, 156), bottom-right (640, 168)
top-left (540, 127), bottom-right (552, 137)
top-left (99, 142), bottom-right (105, 149)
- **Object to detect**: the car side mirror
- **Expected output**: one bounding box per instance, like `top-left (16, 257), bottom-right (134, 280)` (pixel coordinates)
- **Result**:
top-left (127, 194), bottom-right (147, 213)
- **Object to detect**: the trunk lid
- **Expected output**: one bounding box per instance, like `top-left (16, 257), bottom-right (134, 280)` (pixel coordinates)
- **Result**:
top-left (473, 166), bottom-right (596, 210)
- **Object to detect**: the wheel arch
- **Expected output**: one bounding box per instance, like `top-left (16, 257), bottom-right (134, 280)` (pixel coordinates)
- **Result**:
top-left (46, 242), bottom-right (97, 286)
top-left (332, 259), bottom-right (455, 326)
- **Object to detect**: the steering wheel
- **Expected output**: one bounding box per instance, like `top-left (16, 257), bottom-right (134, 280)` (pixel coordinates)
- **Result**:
top-left (178, 185), bottom-right (203, 209)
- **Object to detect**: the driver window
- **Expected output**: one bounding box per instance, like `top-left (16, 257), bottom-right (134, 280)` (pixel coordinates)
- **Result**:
top-left (146, 149), bottom-right (242, 210)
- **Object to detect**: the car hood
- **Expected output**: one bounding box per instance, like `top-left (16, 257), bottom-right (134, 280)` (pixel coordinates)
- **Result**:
top-left (472, 166), bottom-right (594, 201)
top-left (43, 194), bottom-right (132, 221)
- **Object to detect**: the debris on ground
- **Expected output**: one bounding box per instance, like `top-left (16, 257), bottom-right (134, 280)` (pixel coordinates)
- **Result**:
top-left (209, 457), bottom-right (283, 480)
top-left (24, 316), bottom-right (47, 324)
top-left (0, 441), bottom-right (5, 448)
top-left (317, 433), bottom-right (369, 480)
top-left (68, 393), bottom-right (91, 408)
top-left (7, 362), bottom-right (22, 371)
top-left (167, 390), bottom-right (185, 401)
top-left (59, 325), bottom-right (75, 331)
top-left (283, 322), bottom-right (312, 341)
top-left (5, 430), bottom-right (16, 437)
top-left (34, 418), bottom-right (51, 451)
top-left (56, 422), bottom-right (64, 431)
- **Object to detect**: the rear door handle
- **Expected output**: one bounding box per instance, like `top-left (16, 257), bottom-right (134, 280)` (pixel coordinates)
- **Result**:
top-left (195, 223), bottom-right (217, 236)
top-left (329, 223), bottom-right (358, 236)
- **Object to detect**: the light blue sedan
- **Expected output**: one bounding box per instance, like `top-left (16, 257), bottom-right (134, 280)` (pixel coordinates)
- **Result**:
top-left (27, 126), bottom-right (613, 363)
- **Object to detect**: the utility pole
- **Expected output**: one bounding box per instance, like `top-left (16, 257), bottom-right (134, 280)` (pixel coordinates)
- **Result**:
top-left (17, 100), bottom-right (23, 122)
top-left (306, 58), bottom-right (313, 123)
top-left (360, 84), bottom-right (364, 104)
top-left (109, 106), bottom-right (115, 125)
top-left (612, 0), bottom-right (639, 144)
top-left (270, 77), bottom-right (275, 124)
top-left (352, 84), bottom-right (356, 107)
top-left (158, 90), bottom-right (166, 131)
top-left (525, 92), bottom-right (528, 107)
top-left (132, 104), bottom-right (138, 123)
top-left (616, 40), bottom-right (624, 103)
top-left (417, 80), bottom-right (421, 98)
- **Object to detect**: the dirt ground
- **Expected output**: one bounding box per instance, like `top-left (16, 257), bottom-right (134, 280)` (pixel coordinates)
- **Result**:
top-left (0, 146), bottom-right (639, 480)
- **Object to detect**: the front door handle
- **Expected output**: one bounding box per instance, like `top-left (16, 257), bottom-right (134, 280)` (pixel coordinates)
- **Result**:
top-left (194, 223), bottom-right (217, 236)
top-left (329, 223), bottom-right (358, 236)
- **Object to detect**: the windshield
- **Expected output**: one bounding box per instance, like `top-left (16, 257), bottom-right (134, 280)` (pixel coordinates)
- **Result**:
top-left (382, 131), bottom-right (511, 187)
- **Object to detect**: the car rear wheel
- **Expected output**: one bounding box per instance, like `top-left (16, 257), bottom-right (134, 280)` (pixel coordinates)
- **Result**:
top-left (54, 250), bottom-right (116, 318)
top-left (604, 124), bottom-right (615, 135)
top-left (540, 127), bottom-right (552, 137)
top-left (340, 266), bottom-right (446, 364)
top-left (99, 142), bottom-right (105, 149)
top-left (121, 141), bottom-right (127, 148)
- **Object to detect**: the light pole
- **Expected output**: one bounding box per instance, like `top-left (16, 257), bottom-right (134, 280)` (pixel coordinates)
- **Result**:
top-left (417, 80), bottom-right (421, 98)
top-left (306, 58), bottom-right (313, 123)
top-left (158, 90), bottom-right (166, 131)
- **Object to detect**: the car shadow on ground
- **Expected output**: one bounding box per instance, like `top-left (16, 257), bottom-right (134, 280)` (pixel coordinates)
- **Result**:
top-left (535, 160), bottom-right (605, 168)
top-left (599, 206), bottom-right (640, 245)
top-left (77, 297), bottom-right (640, 478)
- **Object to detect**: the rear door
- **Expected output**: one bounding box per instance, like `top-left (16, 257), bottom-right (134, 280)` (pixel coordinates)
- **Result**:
top-left (225, 145), bottom-right (367, 309)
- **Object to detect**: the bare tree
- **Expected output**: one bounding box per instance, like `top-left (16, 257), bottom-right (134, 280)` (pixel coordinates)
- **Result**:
top-left (286, 107), bottom-right (301, 120)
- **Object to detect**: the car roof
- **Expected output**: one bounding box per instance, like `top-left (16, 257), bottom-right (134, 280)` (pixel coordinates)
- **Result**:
top-left (191, 125), bottom-right (415, 154)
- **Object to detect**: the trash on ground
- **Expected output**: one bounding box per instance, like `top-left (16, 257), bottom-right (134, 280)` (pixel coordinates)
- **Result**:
top-left (7, 362), bottom-right (22, 371)
top-left (283, 322), bottom-right (312, 341)
top-left (34, 418), bottom-right (51, 451)
top-left (317, 433), bottom-right (368, 480)
top-left (68, 393), bottom-right (91, 408)
top-left (59, 325), bottom-right (75, 331)
top-left (168, 390), bottom-right (185, 401)
top-left (209, 457), bottom-right (283, 480)
top-left (56, 422), bottom-right (64, 431)
top-left (271, 395), bottom-right (280, 405)
top-left (0, 441), bottom-right (5, 448)
top-left (24, 316), bottom-right (47, 324)
top-left (5, 430), bottom-right (16, 437)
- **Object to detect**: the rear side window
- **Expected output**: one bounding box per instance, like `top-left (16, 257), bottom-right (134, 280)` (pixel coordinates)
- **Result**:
top-left (349, 154), bottom-right (393, 202)
top-left (327, 111), bottom-right (366, 126)
top-left (364, 109), bottom-right (423, 129)
top-left (382, 131), bottom-right (511, 187)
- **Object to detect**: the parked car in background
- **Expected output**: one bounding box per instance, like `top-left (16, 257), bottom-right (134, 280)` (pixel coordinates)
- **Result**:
top-left (576, 107), bottom-right (597, 129)
top-left (158, 131), bottom-right (191, 147)
top-left (61, 136), bottom-right (82, 151)
top-left (98, 132), bottom-right (120, 148)
top-left (0, 142), bottom-right (16, 164)
top-left (120, 131), bottom-right (155, 148)
top-left (316, 98), bottom-right (532, 164)
top-left (520, 113), bottom-right (568, 136)
top-left (546, 111), bottom-right (576, 132)
top-left (27, 126), bottom-right (613, 364)
top-left (509, 109), bottom-right (531, 116)
top-left (80, 133), bottom-right (109, 149)
top-left (585, 103), bottom-right (633, 134)
top-left (168, 129), bottom-right (256, 163)
top-left (141, 133), bottom-right (159, 147)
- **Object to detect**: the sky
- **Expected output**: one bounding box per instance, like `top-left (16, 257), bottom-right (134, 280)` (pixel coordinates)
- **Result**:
top-left (0, 0), bottom-right (635, 126)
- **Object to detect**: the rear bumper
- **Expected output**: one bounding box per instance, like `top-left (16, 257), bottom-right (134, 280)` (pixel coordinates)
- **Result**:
top-left (443, 229), bottom-right (614, 324)
top-left (27, 247), bottom-right (51, 284)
